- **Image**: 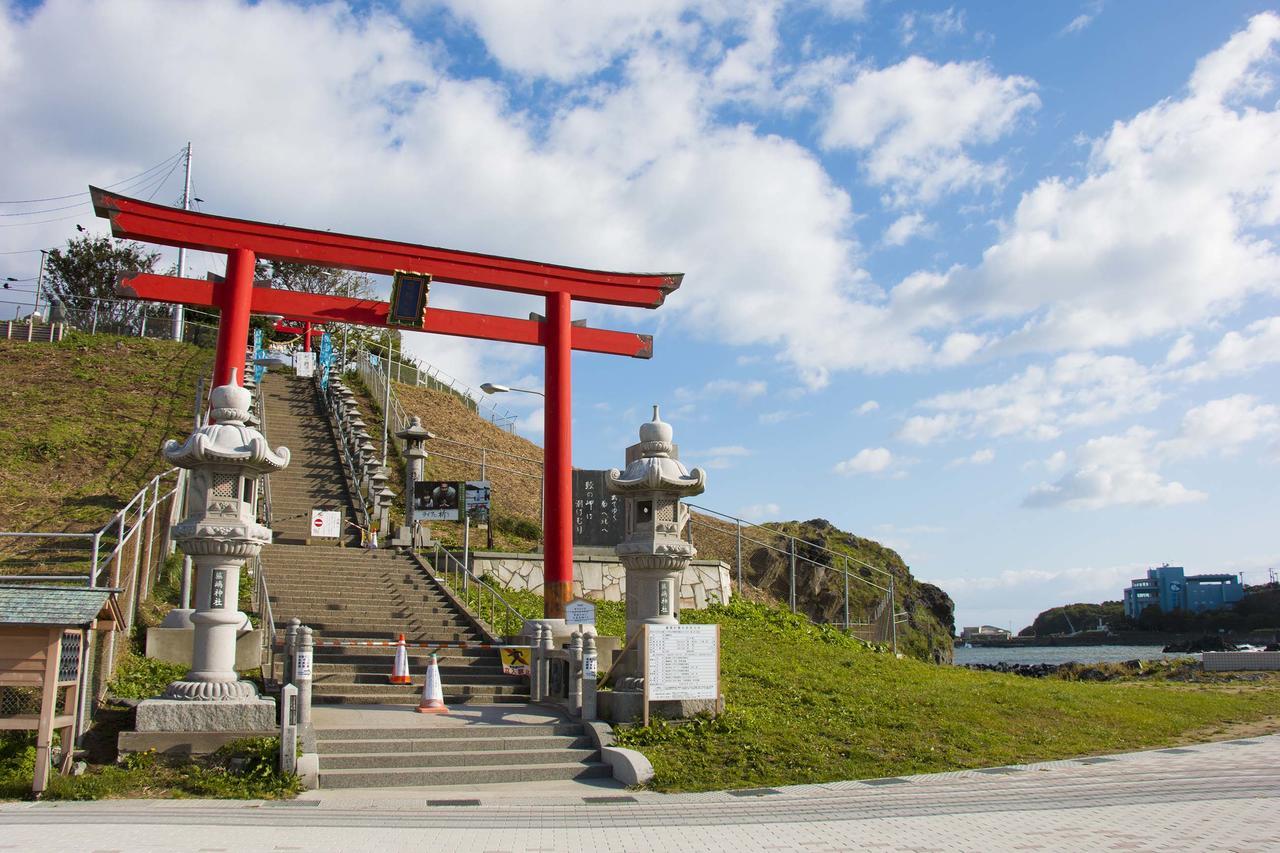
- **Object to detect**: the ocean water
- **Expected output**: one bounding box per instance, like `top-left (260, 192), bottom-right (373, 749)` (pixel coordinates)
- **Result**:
top-left (951, 645), bottom-right (1197, 666)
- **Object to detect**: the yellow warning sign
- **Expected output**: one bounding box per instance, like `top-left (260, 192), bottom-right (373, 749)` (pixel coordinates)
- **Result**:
top-left (501, 647), bottom-right (531, 676)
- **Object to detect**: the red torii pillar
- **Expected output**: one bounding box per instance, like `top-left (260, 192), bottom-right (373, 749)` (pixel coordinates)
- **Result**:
top-left (95, 187), bottom-right (679, 619)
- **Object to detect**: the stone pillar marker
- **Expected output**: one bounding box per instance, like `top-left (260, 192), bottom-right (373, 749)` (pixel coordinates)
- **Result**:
top-left (136, 377), bottom-right (290, 733)
top-left (394, 416), bottom-right (434, 547)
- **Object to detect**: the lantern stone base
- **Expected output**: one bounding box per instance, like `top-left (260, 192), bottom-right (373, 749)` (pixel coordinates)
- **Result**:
top-left (135, 697), bottom-right (277, 733)
top-left (597, 690), bottom-right (723, 723)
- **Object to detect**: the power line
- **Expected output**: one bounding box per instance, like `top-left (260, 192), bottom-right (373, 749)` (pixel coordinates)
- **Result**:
top-left (0, 149), bottom-right (184, 205)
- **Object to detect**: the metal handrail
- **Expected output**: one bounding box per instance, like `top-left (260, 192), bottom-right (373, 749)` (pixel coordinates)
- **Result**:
top-left (687, 502), bottom-right (894, 578)
top-left (318, 375), bottom-right (374, 534)
top-left (357, 339), bottom-right (520, 431)
top-left (430, 542), bottom-right (527, 638)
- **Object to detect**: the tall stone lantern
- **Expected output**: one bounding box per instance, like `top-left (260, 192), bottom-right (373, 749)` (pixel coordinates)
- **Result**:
top-left (138, 379), bottom-right (289, 731)
top-left (607, 406), bottom-right (706, 640)
top-left (395, 416), bottom-right (434, 546)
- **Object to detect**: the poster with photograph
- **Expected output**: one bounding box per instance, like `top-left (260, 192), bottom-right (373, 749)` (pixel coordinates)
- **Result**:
top-left (465, 480), bottom-right (491, 523)
top-left (414, 480), bottom-right (462, 521)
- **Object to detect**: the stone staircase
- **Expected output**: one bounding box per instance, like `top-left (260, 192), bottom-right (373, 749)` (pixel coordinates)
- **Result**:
top-left (315, 723), bottom-right (610, 788)
top-left (259, 374), bottom-right (359, 545)
top-left (254, 373), bottom-right (608, 787)
top-left (260, 545), bottom-right (528, 706)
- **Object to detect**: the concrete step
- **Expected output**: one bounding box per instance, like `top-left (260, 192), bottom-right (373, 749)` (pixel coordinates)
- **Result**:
top-left (317, 761), bottom-right (610, 788)
top-left (310, 651), bottom-right (504, 666)
top-left (317, 734), bottom-right (590, 755)
top-left (313, 691), bottom-right (530, 705)
top-left (309, 661), bottom-right (506, 675)
top-left (321, 747), bottom-right (599, 770)
top-left (316, 724), bottom-right (583, 741)
top-left (311, 672), bottom-right (522, 687)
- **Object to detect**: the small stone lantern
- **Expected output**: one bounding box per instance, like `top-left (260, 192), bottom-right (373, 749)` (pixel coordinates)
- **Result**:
top-left (155, 379), bottom-right (289, 705)
top-left (607, 406), bottom-right (706, 639)
top-left (395, 416), bottom-right (434, 546)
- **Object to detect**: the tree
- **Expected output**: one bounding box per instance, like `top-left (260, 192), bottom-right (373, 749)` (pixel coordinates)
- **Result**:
top-left (44, 235), bottom-right (162, 332)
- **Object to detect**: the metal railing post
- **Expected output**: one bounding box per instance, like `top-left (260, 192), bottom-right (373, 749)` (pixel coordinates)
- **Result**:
top-left (843, 557), bottom-right (850, 631)
top-left (789, 538), bottom-right (797, 613)
top-left (89, 531), bottom-right (102, 587)
top-left (890, 577), bottom-right (898, 655)
top-left (736, 519), bottom-right (743, 596)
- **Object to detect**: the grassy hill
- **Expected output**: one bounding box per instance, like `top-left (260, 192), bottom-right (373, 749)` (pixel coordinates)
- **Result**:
top-left (389, 380), bottom-right (955, 662)
top-left (0, 335), bottom-right (210, 572)
top-left (616, 600), bottom-right (1280, 792)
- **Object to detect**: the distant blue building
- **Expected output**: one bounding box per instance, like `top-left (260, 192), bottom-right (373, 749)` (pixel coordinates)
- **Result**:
top-left (1123, 565), bottom-right (1244, 620)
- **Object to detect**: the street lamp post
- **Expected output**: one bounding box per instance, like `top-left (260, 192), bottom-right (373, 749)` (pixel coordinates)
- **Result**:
top-left (481, 381), bottom-right (547, 548)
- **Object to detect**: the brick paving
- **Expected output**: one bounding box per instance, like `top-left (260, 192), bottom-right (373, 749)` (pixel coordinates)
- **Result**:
top-left (2, 735), bottom-right (1277, 851)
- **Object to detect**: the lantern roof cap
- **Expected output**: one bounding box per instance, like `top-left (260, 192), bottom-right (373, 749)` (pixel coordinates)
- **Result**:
top-left (163, 380), bottom-right (290, 472)
top-left (607, 405), bottom-right (705, 496)
top-left (395, 415), bottom-right (435, 442)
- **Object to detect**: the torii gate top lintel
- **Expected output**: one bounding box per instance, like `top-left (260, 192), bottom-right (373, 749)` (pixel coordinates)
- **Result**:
top-left (90, 187), bottom-right (682, 308)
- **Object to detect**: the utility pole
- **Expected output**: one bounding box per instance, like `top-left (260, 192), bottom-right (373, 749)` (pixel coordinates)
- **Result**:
top-left (170, 142), bottom-right (193, 342)
top-left (32, 250), bottom-right (47, 318)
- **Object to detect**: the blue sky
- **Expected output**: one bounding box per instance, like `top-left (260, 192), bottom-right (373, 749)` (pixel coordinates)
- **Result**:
top-left (2, 1), bottom-right (1278, 631)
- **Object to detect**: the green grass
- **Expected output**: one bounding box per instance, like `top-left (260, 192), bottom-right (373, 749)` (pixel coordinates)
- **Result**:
top-left (0, 733), bottom-right (300, 800)
top-left (613, 600), bottom-right (1280, 792)
top-left (451, 580), bottom-right (627, 639)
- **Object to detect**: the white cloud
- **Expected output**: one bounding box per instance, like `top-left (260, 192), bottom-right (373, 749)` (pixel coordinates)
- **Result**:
top-left (834, 446), bottom-right (894, 474)
top-left (739, 501), bottom-right (781, 521)
top-left (1165, 334), bottom-right (1196, 366)
top-left (822, 56), bottom-right (1039, 204)
top-left (907, 12), bottom-right (1280, 355)
top-left (759, 409), bottom-right (802, 425)
top-left (949, 448), bottom-right (994, 467)
top-left (896, 413), bottom-right (960, 445)
top-left (1023, 427), bottom-right (1206, 510)
top-left (900, 7), bottom-right (966, 47)
top-left (915, 352), bottom-right (1165, 443)
top-left (1061, 3), bottom-right (1103, 36)
top-left (416, 0), bottom-right (703, 82)
top-left (856, 400), bottom-right (879, 415)
top-left (1159, 394), bottom-right (1280, 459)
top-left (1182, 316), bottom-right (1280, 381)
top-left (699, 444), bottom-right (754, 469)
top-left (678, 378), bottom-right (769, 402)
top-left (883, 212), bottom-right (930, 246)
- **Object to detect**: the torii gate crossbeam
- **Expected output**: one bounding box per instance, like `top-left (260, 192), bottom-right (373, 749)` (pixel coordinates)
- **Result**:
top-left (93, 187), bottom-right (680, 620)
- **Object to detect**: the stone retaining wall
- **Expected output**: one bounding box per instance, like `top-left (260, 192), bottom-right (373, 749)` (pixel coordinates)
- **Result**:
top-left (471, 552), bottom-right (733, 610)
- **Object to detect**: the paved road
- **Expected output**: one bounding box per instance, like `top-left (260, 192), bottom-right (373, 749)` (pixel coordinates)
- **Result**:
top-left (2, 735), bottom-right (1278, 852)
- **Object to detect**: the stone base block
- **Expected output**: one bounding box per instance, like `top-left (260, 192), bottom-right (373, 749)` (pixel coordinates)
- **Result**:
top-left (135, 698), bottom-right (277, 733)
top-left (145, 627), bottom-right (263, 670)
top-left (118, 730), bottom-right (271, 756)
top-left (597, 690), bottom-right (724, 723)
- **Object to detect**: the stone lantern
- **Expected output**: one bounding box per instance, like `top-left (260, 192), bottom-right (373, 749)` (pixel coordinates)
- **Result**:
top-left (607, 406), bottom-right (706, 639)
top-left (394, 416), bottom-right (434, 546)
top-left (137, 378), bottom-right (289, 732)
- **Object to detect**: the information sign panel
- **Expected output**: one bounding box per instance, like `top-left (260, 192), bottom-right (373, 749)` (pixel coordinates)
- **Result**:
top-left (465, 480), bottom-right (491, 523)
top-left (572, 470), bottom-right (622, 547)
top-left (294, 648), bottom-right (312, 680)
top-left (565, 598), bottom-right (596, 625)
top-left (645, 624), bottom-right (720, 701)
top-left (293, 351), bottom-right (316, 377)
top-left (310, 510), bottom-right (341, 538)
top-left (415, 481), bottom-right (462, 521)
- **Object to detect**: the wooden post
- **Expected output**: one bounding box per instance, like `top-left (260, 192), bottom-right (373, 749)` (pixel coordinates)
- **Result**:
top-left (33, 629), bottom-right (61, 795)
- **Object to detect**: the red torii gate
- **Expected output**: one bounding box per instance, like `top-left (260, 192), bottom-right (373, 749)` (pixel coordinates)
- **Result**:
top-left (272, 319), bottom-right (324, 352)
top-left (92, 187), bottom-right (681, 619)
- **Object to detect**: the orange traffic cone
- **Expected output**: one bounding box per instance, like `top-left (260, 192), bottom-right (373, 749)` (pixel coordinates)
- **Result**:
top-left (390, 634), bottom-right (411, 685)
top-left (415, 653), bottom-right (449, 714)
